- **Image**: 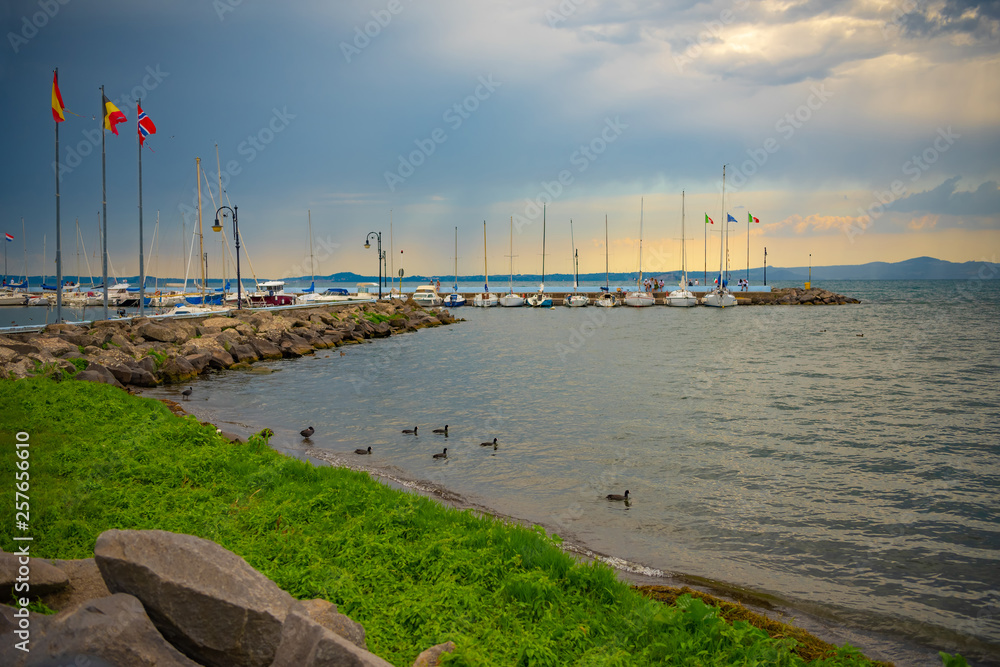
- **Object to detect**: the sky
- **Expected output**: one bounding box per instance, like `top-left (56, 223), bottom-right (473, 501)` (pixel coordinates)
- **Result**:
top-left (1, 0), bottom-right (998, 283)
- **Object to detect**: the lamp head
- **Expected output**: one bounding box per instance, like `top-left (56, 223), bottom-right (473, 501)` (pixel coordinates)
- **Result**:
top-left (364, 242), bottom-right (370, 249)
top-left (212, 220), bottom-right (223, 233)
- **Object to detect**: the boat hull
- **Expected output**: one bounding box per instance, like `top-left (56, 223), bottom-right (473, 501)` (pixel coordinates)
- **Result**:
top-left (702, 289), bottom-right (737, 308)
top-left (623, 292), bottom-right (654, 307)
top-left (498, 294), bottom-right (524, 307)
top-left (473, 293), bottom-right (498, 307)
top-left (564, 295), bottom-right (589, 307)
top-left (594, 295), bottom-right (618, 308)
top-left (527, 294), bottom-right (553, 307)
top-left (443, 294), bottom-right (466, 307)
top-left (665, 290), bottom-right (697, 307)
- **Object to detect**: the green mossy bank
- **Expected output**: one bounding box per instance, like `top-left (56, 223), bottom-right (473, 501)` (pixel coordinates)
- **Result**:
top-left (1, 377), bottom-right (895, 666)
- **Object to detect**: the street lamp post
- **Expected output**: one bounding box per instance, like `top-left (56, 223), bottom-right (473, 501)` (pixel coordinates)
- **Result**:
top-left (213, 205), bottom-right (241, 309)
top-left (364, 231), bottom-right (383, 299)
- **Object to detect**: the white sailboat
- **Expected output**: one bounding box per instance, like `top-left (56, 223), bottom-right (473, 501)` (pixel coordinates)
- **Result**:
top-left (444, 226), bottom-right (466, 307)
top-left (703, 166), bottom-right (738, 308)
top-left (624, 200), bottom-right (655, 307)
top-left (526, 204), bottom-right (553, 307)
top-left (595, 214), bottom-right (618, 308)
top-left (473, 220), bottom-right (497, 307)
top-left (498, 216), bottom-right (524, 307)
top-left (563, 219), bottom-right (588, 307)
top-left (666, 191), bottom-right (697, 307)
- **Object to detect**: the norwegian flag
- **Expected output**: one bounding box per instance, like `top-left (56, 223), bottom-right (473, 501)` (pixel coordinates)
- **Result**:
top-left (137, 103), bottom-right (157, 146)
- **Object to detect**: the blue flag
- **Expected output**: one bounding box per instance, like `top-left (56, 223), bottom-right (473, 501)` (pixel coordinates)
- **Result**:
top-left (727, 213), bottom-right (738, 223)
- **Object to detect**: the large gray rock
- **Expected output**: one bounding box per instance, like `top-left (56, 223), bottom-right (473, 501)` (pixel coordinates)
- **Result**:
top-left (412, 641), bottom-right (457, 667)
top-left (38, 558), bottom-right (112, 612)
top-left (299, 597), bottom-right (367, 649)
top-left (74, 363), bottom-right (124, 389)
top-left (250, 337), bottom-right (283, 359)
top-left (160, 355), bottom-right (198, 383)
top-left (94, 529), bottom-right (296, 667)
top-left (138, 322), bottom-right (179, 343)
top-left (0, 553), bottom-right (70, 600)
top-left (0, 593), bottom-right (199, 667)
top-left (128, 367), bottom-right (159, 387)
top-left (270, 603), bottom-right (393, 667)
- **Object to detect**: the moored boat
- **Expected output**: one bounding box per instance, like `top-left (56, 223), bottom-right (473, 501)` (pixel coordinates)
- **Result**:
top-left (666, 191), bottom-right (698, 308)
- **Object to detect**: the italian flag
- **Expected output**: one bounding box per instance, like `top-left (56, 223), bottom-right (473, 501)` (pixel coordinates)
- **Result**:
top-left (705, 213), bottom-right (713, 224)
top-left (748, 213), bottom-right (760, 224)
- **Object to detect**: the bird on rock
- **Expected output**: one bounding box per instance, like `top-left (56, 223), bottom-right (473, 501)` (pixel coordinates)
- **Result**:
top-left (300, 426), bottom-right (315, 438)
top-left (354, 446), bottom-right (372, 455)
top-left (432, 425), bottom-right (449, 435)
top-left (433, 448), bottom-right (448, 459)
top-left (402, 426), bottom-right (418, 435)
top-left (606, 490), bottom-right (630, 501)
top-left (480, 438), bottom-right (498, 447)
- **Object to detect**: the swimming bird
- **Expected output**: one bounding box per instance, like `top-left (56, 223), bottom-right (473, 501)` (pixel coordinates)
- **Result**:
top-left (480, 438), bottom-right (498, 447)
top-left (606, 490), bottom-right (630, 501)
top-left (181, 387), bottom-right (193, 399)
top-left (433, 448), bottom-right (448, 459)
top-left (402, 426), bottom-right (418, 435)
top-left (354, 446), bottom-right (372, 455)
top-left (300, 426), bottom-right (315, 438)
top-left (432, 425), bottom-right (448, 435)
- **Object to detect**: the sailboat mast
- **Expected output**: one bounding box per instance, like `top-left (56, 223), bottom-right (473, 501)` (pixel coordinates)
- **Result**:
top-left (482, 220), bottom-right (488, 293)
top-left (719, 165), bottom-right (726, 285)
top-left (196, 157), bottom-right (205, 297)
top-left (453, 226), bottom-right (458, 291)
top-left (638, 198), bottom-right (644, 287)
top-left (604, 215), bottom-right (609, 290)
top-left (508, 216), bottom-right (514, 292)
top-left (308, 210), bottom-right (315, 285)
top-left (681, 190), bottom-right (686, 283)
top-left (541, 204), bottom-right (546, 290)
top-left (570, 218), bottom-right (577, 291)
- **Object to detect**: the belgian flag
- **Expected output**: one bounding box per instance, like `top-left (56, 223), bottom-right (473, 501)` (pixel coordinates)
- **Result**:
top-left (103, 93), bottom-right (126, 135)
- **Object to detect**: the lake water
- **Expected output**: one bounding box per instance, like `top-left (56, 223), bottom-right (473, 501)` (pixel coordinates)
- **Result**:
top-left (133, 279), bottom-right (998, 665)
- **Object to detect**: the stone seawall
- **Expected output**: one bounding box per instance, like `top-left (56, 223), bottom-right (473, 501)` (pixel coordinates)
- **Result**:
top-left (0, 300), bottom-right (457, 388)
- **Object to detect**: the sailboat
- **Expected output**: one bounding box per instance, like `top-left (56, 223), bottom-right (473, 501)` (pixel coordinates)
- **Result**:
top-left (624, 199), bottom-right (655, 307)
top-left (473, 221), bottom-right (497, 307)
top-left (444, 226), bottom-right (466, 307)
top-left (526, 204), bottom-right (553, 307)
top-left (563, 219), bottom-right (588, 307)
top-left (498, 216), bottom-right (524, 307)
top-left (595, 215), bottom-right (617, 308)
top-left (703, 166), bottom-right (738, 308)
top-left (666, 191), bottom-right (697, 307)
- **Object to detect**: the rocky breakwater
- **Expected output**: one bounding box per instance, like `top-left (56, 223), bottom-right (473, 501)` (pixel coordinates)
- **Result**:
top-left (0, 529), bottom-right (455, 666)
top-left (0, 301), bottom-right (457, 388)
top-left (739, 287), bottom-right (860, 305)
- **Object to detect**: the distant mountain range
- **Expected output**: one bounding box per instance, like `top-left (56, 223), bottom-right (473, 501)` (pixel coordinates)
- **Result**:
top-left (305, 257), bottom-right (998, 283)
top-left (12, 257), bottom-right (995, 286)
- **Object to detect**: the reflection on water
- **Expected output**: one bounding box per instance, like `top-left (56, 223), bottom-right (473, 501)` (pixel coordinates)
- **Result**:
top-left (142, 280), bottom-right (1000, 664)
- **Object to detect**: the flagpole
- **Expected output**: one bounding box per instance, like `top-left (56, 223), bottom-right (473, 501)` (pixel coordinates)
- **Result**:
top-left (746, 214), bottom-right (750, 287)
top-left (137, 100), bottom-right (145, 316)
top-left (101, 85), bottom-right (109, 320)
top-left (54, 68), bottom-right (63, 323)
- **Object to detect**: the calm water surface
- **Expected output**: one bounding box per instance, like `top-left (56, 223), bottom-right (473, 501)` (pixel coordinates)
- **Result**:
top-left (142, 280), bottom-right (1000, 665)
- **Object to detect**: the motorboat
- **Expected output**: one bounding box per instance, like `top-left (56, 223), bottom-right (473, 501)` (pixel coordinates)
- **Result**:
top-left (412, 285), bottom-right (444, 307)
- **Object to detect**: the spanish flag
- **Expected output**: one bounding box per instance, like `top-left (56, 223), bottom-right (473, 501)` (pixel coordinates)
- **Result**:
top-left (51, 70), bottom-right (65, 123)
top-left (103, 93), bottom-right (127, 135)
